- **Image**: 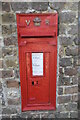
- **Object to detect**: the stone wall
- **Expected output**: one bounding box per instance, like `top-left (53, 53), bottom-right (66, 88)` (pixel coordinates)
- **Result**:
top-left (0, 2), bottom-right (79, 119)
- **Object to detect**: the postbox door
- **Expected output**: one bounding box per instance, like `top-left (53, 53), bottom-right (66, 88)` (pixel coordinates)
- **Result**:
top-left (25, 42), bottom-right (56, 107)
top-left (26, 52), bottom-right (50, 105)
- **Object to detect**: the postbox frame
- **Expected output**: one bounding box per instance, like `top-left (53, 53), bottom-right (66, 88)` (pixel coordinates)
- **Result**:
top-left (16, 13), bottom-right (58, 111)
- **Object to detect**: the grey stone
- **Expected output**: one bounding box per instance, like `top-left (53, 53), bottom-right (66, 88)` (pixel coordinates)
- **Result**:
top-left (49, 2), bottom-right (65, 11)
top-left (65, 47), bottom-right (78, 56)
top-left (59, 36), bottom-right (73, 46)
top-left (32, 2), bottom-right (48, 11)
top-left (4, 36), bottom-right (18, 46)
top-left (59, 12), bottom-right (76, 23)
top-left (2, 107), bottom-right (17, 114)
top-left (11, 2), bottom-right (28, 12)
top-left (64, 67), bottom-right (78, 76)
top-left (2, 13), bottom-right (15, 23)
top-left (59, 58), bottom-right (72, 67)
top-left (2, 2), bottom-right (10, 12)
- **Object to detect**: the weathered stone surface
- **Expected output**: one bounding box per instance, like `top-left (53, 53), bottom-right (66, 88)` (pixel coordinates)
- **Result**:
top-left (58, 95), bottom-right (71, 104)
top-left (64, 67), bottom-right (77, 76)
top-left (2, 13), bottom-right (15, 23)
top-left (59, 24), bottom-right (67, 35)
top-left (5, 59), bottom-right (17, 68)
top-left (73, 36), bottom-right (80, 45)
top-left (2, 70), bottom-right (13, 78)
top-left (32, 2), bottom-right (48, 11)
top-left (70, 111), bottom-right (78, 118)
top-left (0, 48), bottom-right (2, 58)
top-left (2, 48), bottom-right (13, 57)
top-left (59, 67), bottom-right (64, 74)
top-left (68, 25), bottom-right (78, 35)
top-left (65, 46), bottom-right (78, 56)
top-left (0, 38), bottom-right (3, 47)
top-left (59, 58), bottom-right (72, 67)
top-left (55, 112), bottom-right (69, 118)
top-left (14, 69), bottom-right (20, 78)
top-left (64, 2), bottom-right (78, 11)
top-left (72, 94), bottom-right (78, 102)
top-left (8, 98), bottom-right (20, 105)
top-left (64, 86), bottom-right (78, 94)
top-left (11, 2), bottom-right (28, 11)
top-left (0, 81), bottom-right (2, 89)
top-left (7, 80), bottom-right (19, 88)
top-left (2, 2), bottom-right (10, 12)
top-left (2, 107), bottom-right (17, 114)
top-left (58, 87), bottom-right (63, 95)
top-left (59, 46), bottom-right (64, 57)
top-left (59, 12), bottom-right (76, 23)
top-left (58, 76), bottom-right (70, 86)
top-left (49, 2), bottom-right (65, 10)
top-left (7, 89), bottom-right (19, 98)
top-left (4, 36), bottom-right (18, 46)
top-left (65, 103), bottom-right (77, 111)
top-left (59, 36), bottom-right (73, 46)
top-left (41, 112), bottom-right (55, 118)
top-left (2, 25), bottom-right (16, 35)
top-left (0, 59), bottom-right (3, 68)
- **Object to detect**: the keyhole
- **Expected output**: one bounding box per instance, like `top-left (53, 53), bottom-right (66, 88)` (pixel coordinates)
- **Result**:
top-left (36, 81), bottom-right (38, 84)
top-left (32, 81), bottom-right (34, 85)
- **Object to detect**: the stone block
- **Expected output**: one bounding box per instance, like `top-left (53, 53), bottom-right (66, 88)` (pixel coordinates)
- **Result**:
top-left (8, 98), bottom-right (20, 105)
top-left (68, 25), bottom-right (78, 35)
top-left (7, 89), bottom-right (19, 98)
top-left (59, 58), bottom-right (72, 67)
top-left (59, 24), bottom-right (67, 35)
top-left (0, 81), bottom-right (2, 89)
top-left (65, 46), bottom-right (78, 56)
top-left (73, 36), bottom-right (80, 45)
top-left (64, 2), bottom-right (78, 11)
top-left (2, 13), bottom-right (15, 23)
top-left (59, 46), bottom-right (64, 57)
top-left (2, 107), bottom-right (17, 114)
top-left (58, 87), bottom-right (63, 95)
top-left (65, 103), bottom-right (77, 111)
top-left (5, 59), bottom-right (17, 68)
top-left (49, 2), bottom-right (65, 10)
top-left (32, 2), bottom-right (48, 11)
top-left (0, 59), bottom-right (3, 68)
top-left (2, 48), bottom-right (13, 57)
top-left (2, 2), bottom-right (10, 12)
top-left (58, 95), bottom-right (71, 104)
top-left (11, 2), bottom-right (28, 12)
top-left (70, 111), bottom-right (78, 118)
top-left (58, 76), bottom-right (70, 86)
top-left (59, 36), bottom-right (73, 46)
top-left (41, 112), bottom-right (55, 118)
top-left (64, 67), bottom-right (77, 76)
top-left (7, 80), bottom-right (19, 88)
top-left (4, 36), bottom-right (18, 46)
top-left (64, 86), bottom-right (78, 94)
top-left (2, 25), bottom-right (16, 35)
top-left (72, 94), bottom-right (78, 102)
top-left (14, 69), bottom-right (20, 78)
top-left (59, 12), bottom-right (76, 23)
top-left (0, 48), bottom-right (2, 58)
top-left (55, 112), bottom-right (69, 118)
top-left (2, 70), bottom-right (13, 78)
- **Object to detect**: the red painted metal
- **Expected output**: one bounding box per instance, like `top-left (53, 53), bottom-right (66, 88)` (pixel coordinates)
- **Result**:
top-left (16, 13), bottom-right (58, 111)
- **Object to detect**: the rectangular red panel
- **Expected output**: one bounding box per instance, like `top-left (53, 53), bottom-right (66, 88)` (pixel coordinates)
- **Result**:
top-left (16, 13), bottom-right (58, 111)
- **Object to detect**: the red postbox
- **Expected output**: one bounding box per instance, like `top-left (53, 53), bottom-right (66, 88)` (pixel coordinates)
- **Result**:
top-left (16, 13), bottom-right (58, 111)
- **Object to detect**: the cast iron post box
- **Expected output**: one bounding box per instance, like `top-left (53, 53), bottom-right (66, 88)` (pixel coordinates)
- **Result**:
top-left (16, 13), bottom-right (58, 111)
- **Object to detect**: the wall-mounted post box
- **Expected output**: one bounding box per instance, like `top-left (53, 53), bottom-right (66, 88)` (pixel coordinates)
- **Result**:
top-left (16, 13), bottom-right (58, 111)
